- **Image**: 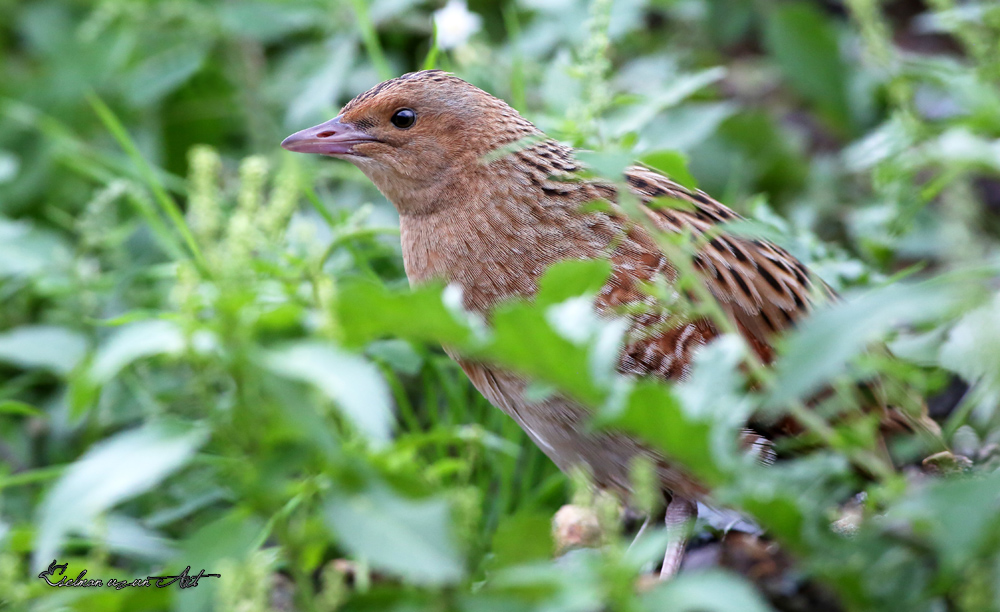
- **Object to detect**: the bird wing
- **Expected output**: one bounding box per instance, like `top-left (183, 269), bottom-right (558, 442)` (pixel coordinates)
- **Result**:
top-left (604, 165), bottom-right (941, 445)
top-left (605, 165), bottom-right (821, 375)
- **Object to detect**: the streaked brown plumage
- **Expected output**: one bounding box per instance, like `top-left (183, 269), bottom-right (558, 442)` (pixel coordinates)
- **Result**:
top-left (282, 70), bottom-right (937, 574)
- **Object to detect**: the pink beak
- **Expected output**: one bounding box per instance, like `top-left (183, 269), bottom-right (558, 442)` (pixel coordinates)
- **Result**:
top-left (280, 116), bottom-right (379, 156)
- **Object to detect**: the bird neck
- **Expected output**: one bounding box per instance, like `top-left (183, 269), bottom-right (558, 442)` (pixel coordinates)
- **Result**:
top-left (398, 157), bottom-right (622, 314)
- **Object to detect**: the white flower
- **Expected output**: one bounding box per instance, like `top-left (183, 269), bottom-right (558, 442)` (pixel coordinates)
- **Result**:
top-left (434, 0), bottom-right (482, 50)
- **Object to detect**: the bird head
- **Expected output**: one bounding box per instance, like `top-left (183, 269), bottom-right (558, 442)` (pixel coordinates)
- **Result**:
top-left (281, 70), bottom-right (541, 213)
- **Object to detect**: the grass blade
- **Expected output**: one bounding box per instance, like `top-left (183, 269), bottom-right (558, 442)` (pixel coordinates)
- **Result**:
top-left (423, 24), bottom-right (440, 71)
top-left (349, 0), bottom-right (393, 81)
top-left (304, 184), bottom-right (339, 228)
top-left (87, 92), bottom-right (209, 274)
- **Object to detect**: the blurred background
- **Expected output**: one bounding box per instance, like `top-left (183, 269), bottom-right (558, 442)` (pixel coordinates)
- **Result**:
top-left (1, 0), bottom-right (999, 611)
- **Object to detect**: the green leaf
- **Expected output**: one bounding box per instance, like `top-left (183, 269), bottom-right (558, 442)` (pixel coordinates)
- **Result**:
top-left (0, 400), bottom-right (43, 417)
top-left (768, 280), bottom-right (969, 406)
top-left (640, 150), bottom-right (698, 190)
top-left (89, 319), bottom-right (186, 383)
top-left (709, 111), bottom-right (808, 196)
top-left (0, 325), bottom-right (87, 376)
top-left (612, 67), bottom-right (727, 136)
top-left (939, 292), bottom-right (1000, 389)
top-left (34, 420), bottom-right (207, 570)
top-left (286, 36), bottom-right (356, 127)
top-left (577, 150), bottom-right (634, 180)
top-left (423, 21), bottom-right (440, 70)
top-left (337, 264), bottom-right (621, 409)
top-left (598, 380), bottom-right (726, 486)
top-left (763, 2), bottom-right (851, 131)
top-left (216, 2), bottom-right (321, 42)
top-left (92, 513), bottom-right (174, 560)
top-left (536, 258), bottom-right (611, 306)
top-left (324, 482), bottom-right (465, 585)
top-left (123, 44), bottom-right (207, 106)
top-left (175, 510), bottom-right (267, 612)
top-left (366, 339), bottom-right (425, 376)
top-left (479, 301), bottom-right (609, 406)
top-left (740, 492), bottom-right (806, 547)
top-left (843, 117), bottom-right (914, 172)
top-left (335, 280), bottom-right (476, 348)
top-left (642, 569), bottom-right (774, 611)
top-left (491, 512), bottom-right (554, 568)
top-left (264, 342), bottom-right (393, 447)
top-left (889, 470), bottom-right (1000, 571)
top-left (0, 217), bottom-right (71, 279)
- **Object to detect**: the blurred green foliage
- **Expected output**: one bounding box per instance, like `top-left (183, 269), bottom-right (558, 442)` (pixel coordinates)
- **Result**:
top-left (2, 0), bottom-right (1000, 611)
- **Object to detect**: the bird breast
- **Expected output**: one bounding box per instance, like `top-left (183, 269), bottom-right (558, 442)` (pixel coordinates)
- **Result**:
top-left (397, 162), bottom-right (624, 314)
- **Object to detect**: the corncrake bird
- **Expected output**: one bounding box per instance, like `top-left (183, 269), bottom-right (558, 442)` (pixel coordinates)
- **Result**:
top-left (282, 70), bottom-right (939, 577)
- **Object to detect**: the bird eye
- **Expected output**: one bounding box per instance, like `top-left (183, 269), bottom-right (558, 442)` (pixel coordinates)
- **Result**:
top-left (390, 108), bottom-right (416, 129)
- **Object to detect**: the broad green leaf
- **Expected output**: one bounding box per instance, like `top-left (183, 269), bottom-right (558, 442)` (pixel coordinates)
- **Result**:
top-left (285, 37), bottom-right (356, 127)
top-left (0, 325), bottom-right (87, 375)
top-left (178, 510), bottom-right (266, 567)
top-left (920, 128), bottom-right (1000, 170)
top-left (366, 339), bottom-right (424, 376)
top-left (646, 102), bottom-right (737, 153)
top-left (264, 342), bottom-right (393, 447)
top-left (640, 150), bottom-right (698, 190)
top-left (175, 510), bottom-right (267, 612)
top-left (490, 512), bottom-right (554, 568)
top-left (91, 513), bottom-right (175, 560)
top-left (612, 67), bottom-right (727, 136)
top-left (939, 293), bottom-right (1000, 389)
top-left (708, 111), bottom-right (808, 196)
top-left (642, 569), bottom-right (774, 612)
top-left (676, 335), bottom-right (747, 421)
top-left (335, 280), bottom-right (475, 347)
top-left (739, 493), bottom-right (806, 548)
top-left (89, 319), bottom-right (186, 383)
top-left (486, 553), bottom-right (604, 608)
top-left (217, 2), bottom-right (322, 42)
top-left (706, 0), bottom-right (754, 46)
top-left (598, 380), bottom-right (726, 485)
top-left (763, 2), bottom-right (851, 131)
top-left (337, 270), bottom-right (618, 407)
top-left (0, 400), bottom-right (43, 417)
top-left (536, 258), bottom-right (611, 306)
top-left (724, 452), bottom-right (849, 551)
top-left (577, 150), bottom-right (634, 180)
top-left (888, 471), bottom-right (1000, 571)
top-left (486, 252), bottom-right (615, 397)
top-left (843, 117), bottom-right (914, 172)
top-left (478, 300), bottom-right (608, 406)
top-left (124, 45), bottom-right (207, 106)
top-left (34, 421), bottom-right (207, 570)
top-left (675, 336), bottom-right (756, 472)
top-left (768, 280), bottom-right (969, 406)
top-left (324, 482), bottom-right (465, 585)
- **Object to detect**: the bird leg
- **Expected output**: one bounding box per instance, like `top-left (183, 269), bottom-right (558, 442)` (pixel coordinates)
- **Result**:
top-left (659, 495), bottom-right (697, 579)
